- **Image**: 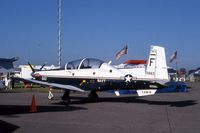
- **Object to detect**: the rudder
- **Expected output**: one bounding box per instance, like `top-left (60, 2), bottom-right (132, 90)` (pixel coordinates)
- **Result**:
top-left (145, 45), bottom-right (169, 80)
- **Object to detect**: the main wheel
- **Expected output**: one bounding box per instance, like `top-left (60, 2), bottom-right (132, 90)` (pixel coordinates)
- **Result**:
top-left (62, 90), bottom-right (70, 104)
top-left (88, 91), bottom-right (99, 102)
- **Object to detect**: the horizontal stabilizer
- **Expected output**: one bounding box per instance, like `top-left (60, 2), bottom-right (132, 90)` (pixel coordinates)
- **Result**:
top-left (136, 89), bottom-right (157, 96)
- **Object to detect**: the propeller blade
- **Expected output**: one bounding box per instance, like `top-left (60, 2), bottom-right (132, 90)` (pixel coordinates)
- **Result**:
top-left (28, 62), bottom-right (35, 73)
top-left (40, 64), bottom-right (45, 70)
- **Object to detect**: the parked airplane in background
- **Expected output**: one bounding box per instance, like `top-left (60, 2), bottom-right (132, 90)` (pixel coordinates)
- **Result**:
top-left (0, 57), bottom-right (18, 89)
top-left (15, 45), bottom-right (173, 104)
top-left (0, 80), bottom-right (5, 90)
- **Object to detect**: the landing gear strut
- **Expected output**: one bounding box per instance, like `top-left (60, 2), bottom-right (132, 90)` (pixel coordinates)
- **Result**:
top-left (62, 90), bottom-right (70, 104)
top-left (88, 90), bottom-right (99, 102)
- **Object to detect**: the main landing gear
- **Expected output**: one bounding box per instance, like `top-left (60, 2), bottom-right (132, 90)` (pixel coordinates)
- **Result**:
top-left (88, 90), bottom-right (99, 102)
top-left (62, 90), bottom-right (70, 104)
top-left (62, 90), bottom-right (99, 104)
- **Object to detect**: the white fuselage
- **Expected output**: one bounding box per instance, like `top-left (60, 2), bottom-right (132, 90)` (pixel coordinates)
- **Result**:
top-left (35, 63), bottom-right (127, 80)
top-left (34, 45), bottom-right (170, 85)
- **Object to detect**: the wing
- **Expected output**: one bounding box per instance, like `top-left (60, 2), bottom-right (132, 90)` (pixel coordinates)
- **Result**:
top-left (13, 77), bottom-right (85, 92)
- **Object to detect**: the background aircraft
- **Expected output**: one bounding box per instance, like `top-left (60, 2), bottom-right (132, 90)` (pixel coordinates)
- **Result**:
top-left (0, 57), bottom-right (18, 89)
top-left (0, 80), bottom-right (5, 90)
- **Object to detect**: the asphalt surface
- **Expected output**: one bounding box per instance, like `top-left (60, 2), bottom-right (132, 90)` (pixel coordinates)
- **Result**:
top-left (0, 82), bottom-right (200, 133)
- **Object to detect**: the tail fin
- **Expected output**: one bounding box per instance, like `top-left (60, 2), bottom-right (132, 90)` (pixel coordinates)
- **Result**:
top-left (145, 46), bottom-right (169, 80)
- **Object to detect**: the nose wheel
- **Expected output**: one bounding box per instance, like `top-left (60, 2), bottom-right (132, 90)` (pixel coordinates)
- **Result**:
top-left (88, 90), bottom-right (99, 102)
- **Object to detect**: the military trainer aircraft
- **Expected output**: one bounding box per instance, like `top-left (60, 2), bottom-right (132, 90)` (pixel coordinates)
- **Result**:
top-left (18, 45), bottom-right (170, 104)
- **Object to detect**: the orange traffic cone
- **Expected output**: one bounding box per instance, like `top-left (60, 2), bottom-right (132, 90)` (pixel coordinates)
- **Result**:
top-left (29, 95), bottom-right (37, 113)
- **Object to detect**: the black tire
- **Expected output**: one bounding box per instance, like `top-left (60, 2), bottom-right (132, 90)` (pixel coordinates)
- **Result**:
top-left (62, 90), bottom-right (70, 104)
top-left (63, 97), bottom-right (71, 105)
top-left (88, 91), bottom-right (99, 102)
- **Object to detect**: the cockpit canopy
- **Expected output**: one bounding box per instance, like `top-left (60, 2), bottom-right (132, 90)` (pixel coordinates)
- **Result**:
top-left (65, 58), bottom-right (104, 70)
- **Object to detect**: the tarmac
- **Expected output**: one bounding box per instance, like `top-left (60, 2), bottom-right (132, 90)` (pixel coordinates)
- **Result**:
top-left (0, 82), bottom-right (200, 133)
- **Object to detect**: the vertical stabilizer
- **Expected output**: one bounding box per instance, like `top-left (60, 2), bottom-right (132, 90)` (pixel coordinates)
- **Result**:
top-left (146, 46), bottom-right (169, 80)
